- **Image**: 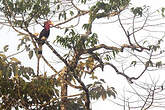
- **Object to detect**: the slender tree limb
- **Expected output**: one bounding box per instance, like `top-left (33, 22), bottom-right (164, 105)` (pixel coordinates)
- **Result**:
top-left (129, 50), bottom-right (153, 81)
top-left (45, 41), bottom-right (69, 67)
top-left (143, 87), bottom-right (155, 110)
top-left (41, 92), bottom-right (84, 107)
top-left (84, 44), bottom-right (149, 54)
top-left (87, 60), bottom-right (152, 83)
top-left (71, 0), bottom-right (89, 13)
top-left (54, 11), bottom-right (89, 29)
top-left (6, 48), bottom-right (25, 59)
top-left (132, 13), bottom-right (149, 50)
top-left (42, 56), bottom-right (82, 89)
top-left (72, 72), bottom-right (90, 110)
top-left (118, 13), bottom-right (132, 45)
top-left (4, 1), bottom-right (28, 36)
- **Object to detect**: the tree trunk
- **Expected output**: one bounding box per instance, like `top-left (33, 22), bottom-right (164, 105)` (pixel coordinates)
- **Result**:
top-left (60, 68), bottom-right (68, 110)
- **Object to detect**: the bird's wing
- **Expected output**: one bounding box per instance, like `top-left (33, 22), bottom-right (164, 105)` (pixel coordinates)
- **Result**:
top-left (39, 29), bottom-right (50, 39)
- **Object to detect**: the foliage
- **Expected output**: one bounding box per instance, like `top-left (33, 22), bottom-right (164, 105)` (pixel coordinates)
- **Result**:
top-left (0, 53), bottom-right (60, 109)
top-left (56, 29), bottom-right (98, 49)
top-left (0, 51), bottom-right (116, 109)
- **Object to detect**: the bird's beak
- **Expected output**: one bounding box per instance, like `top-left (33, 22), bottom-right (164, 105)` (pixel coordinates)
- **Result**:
top-left (49, 21), bottom-right (54, 26)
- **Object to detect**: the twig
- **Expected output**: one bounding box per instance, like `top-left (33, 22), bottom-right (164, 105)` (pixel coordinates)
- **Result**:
top-left (6, 48), bottom-right (25, 59)
top-left (41, 92), bottom-right (84, 107)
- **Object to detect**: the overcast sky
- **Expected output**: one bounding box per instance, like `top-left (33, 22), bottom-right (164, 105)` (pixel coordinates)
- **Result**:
top-left (92, 1), bottom-right (165, 110)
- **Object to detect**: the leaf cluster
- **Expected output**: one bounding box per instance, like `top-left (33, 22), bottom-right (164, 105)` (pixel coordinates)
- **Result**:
top-left (0, 53), bottom-right (61, 109)
top-left (131, 7), bottom-right (144, 17)
top-left (88, 81), bottom-right (117, 101)
top-left (0, 0), bottom-right (52, 28)
top-left (56, 29), bottom-right (98, 49)
top-left (89, 0), bottom-right (130, 21)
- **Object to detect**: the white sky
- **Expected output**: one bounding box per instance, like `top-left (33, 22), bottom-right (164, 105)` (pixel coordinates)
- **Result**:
top-left (0, 0), bottom-right (165, 110)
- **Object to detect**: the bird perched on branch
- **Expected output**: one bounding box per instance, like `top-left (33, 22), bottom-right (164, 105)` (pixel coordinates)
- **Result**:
top-left (36, 20), bottom-right (54, 75)
top-left (38, 20), bottom-right (54, 56)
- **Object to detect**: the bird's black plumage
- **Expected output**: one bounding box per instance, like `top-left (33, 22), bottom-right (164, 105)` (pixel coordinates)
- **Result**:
top-left (38, 28), bottom-right (50, 55)
top-left (38, 28), bottom-right (50, 45)
top-left (37, 20), bottom-right (53, 55)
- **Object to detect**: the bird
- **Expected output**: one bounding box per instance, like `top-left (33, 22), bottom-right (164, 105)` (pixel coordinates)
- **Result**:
top-left (38, 20), bottom-right (54, 56)
top-left (37, 20), bottom-right (54, 75)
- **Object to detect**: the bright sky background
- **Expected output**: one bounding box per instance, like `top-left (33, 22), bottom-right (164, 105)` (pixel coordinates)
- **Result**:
top-left (92, 1), bottom-right (165, 110)
top-left (0, 0), bottom-right (165, 110)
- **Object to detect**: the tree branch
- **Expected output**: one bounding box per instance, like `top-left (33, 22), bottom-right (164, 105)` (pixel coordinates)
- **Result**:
top-left (45, 41), bottom-right (69, 67)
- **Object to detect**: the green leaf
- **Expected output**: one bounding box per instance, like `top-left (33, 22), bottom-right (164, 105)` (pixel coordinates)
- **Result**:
top-left (94, 81), bottom-right (102, 85)
top-left (3, 45), bottom-right (9, 52)
top-left (64, 28), bottom-right (69, 34)
top-left (23, 74), bottom-right (30, 80)
top-left (161, 8), bottom-right (165, 17)
top-left (17, 44), bottom-right (21, 51)
top-left (0, 70), bottom-right (2, 78)
top-left (63, 11), bottom-right (67, 20)
top-left (82, 24), bottom-right (91, 31)
top-left (131, 61), bottom-right (137, 66)
top-left (81, 0), bottom-right (87, 4)
top-left (131, 7), bottom-right (143, 17)
top-left (112, 50), bottom-right (116, 58)
top-left (58, 13), bottom-right (62, 20)
top-left (146, 60), bottom-right (153, 67)
top-left (25, 44), bottom-right (30, 51)
top-left (107, 87), bottom-right (117, 98)
top-left (143, 40), bottom-right (147, 45)
top-left (70, 11), bottom-right (74, 16)
top-left (156, 61), bottom-right (162, 68)
top-left (10, 57), bottom-right (21, 63)
top-left (0, 54), bottom-right (6, 58)
top-left (104, 54), bottom-right (111, 61)
top-left (90, 73), bottom-right (98, 79)
top-left (28, 50), bottom-right (33, 59)
top-left (57, 4), bottom-right (60, 10)
top-left (100, 79), bottom-right (106, 83)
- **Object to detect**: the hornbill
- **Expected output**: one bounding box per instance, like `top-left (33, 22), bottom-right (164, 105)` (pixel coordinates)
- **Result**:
top-left (37, 20), bottom-right (54, 75)
top-left (38, 20), bottom-right (54, 56)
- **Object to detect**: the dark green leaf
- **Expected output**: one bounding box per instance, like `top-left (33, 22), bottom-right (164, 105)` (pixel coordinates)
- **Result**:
top-left (70, 11), bottom-right (74, 16)
top-left (28, 50), bottom-right (33, 59)
top-left (64, 28), bottom-right (69, 34)
top-left (3, 45), bottom-right (9, 52)
top-left (23, 74), bottom-right (30, 80)
top-left (131, 61), bottom-right (137, 66)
